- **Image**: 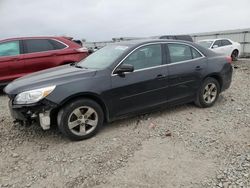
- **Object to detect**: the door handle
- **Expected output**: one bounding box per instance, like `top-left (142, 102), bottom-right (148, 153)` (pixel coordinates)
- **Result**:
top-left (195, 66), bottom-right (202, 71)
top-left (156, 74), bottom-right (167, 79)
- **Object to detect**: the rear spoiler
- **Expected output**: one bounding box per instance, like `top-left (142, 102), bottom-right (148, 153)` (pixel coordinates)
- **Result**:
top-left (60, 36), bottom-right (83, 46)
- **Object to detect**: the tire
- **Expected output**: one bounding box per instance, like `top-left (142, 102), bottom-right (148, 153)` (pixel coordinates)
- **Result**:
top-left (57, 98), bottom-right (104, 141)
top-left (195, 77), bottom-right (220, 108)
top-left (231, 50), bottom-right (238, 61)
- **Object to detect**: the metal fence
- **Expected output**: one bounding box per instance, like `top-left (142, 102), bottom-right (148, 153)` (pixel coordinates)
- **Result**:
top-left (84, 37), bottom-right (143, 50)
top-left (84, 28), bottom-right (250, 57)
top-left (191, 28), bottom-right (250, 57)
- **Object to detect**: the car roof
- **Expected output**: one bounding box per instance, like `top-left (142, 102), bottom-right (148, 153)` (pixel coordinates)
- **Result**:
top-left (114, 39), bottom-right (195, 47)
top-left (114, 39), bottom-right (217, 57)
top-left (0, 36), bottom-right (68, 42)
top-left (199, 38), bottom-right (231, 42)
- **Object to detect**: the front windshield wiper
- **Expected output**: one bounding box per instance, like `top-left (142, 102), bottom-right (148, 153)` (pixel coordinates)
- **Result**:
top-left (70, 62), bottom-right (88, 69)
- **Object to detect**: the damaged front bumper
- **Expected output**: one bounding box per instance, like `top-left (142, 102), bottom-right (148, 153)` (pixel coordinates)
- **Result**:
top-left (8, 99), bottom-right (58, 130)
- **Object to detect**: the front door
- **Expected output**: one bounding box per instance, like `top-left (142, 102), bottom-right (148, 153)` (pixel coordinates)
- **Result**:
top-left (0, 40), bottom-right (25, 83)
top-left (109, 44), bottom-right (169, 118)
top-left (212, 40), bottom-right (224, 54)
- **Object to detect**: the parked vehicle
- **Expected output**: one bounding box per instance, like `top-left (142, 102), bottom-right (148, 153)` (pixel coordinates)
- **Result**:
top-left (158, 35), bottom-right (193, 42)
top-left (0, 36), bottom-right (88, 86)
top-left (4, 39), bottom-right (233, 141)
top-left (197, 39), bottom-right (241, 61)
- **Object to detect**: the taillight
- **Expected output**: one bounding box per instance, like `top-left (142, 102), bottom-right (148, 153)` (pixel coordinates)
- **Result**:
top-left (76, 47), bottom-right (88, 53)
top-left (226, 56), bottom-right (232, 64)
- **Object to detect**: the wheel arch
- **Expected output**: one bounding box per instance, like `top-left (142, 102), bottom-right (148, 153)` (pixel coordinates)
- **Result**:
top-left (203, 74), bottom-right (223, 92)
top-left (231, 49), bottom-right (239, 60)
top-left (58, 92), bottom-right (110, 122)
top-left (232, 49), bottom-right (239, 54)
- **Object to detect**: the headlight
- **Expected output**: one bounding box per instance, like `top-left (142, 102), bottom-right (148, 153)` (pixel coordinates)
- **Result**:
top-left (14, 86), bottom-right (56, 104)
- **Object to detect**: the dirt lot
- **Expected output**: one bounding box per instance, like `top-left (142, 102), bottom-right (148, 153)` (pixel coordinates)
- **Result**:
top-left (0, 59), bottom-right (250, 188)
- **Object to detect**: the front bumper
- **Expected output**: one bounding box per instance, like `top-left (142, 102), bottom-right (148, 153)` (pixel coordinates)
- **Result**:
top-left (8, 99), bottom-right (58, 130)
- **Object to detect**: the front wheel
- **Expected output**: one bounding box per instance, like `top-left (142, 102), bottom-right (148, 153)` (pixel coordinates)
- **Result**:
top-left (57, 99), bottom-right (104, 141)
top-left (195, 77), bottom-right (220, 108)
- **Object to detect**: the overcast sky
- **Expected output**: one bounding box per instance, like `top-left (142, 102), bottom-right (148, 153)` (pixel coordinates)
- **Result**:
top-left (0, 0), bottom-right (249, 41)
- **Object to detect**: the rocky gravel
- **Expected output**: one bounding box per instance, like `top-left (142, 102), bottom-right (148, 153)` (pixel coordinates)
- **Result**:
top-left (0, 59), bottom-right (250, 188)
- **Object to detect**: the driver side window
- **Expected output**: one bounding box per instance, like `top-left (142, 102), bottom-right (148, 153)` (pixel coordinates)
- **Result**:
top-left (0, 41), bottom-right (20, 57)
top-left (122, 44), bottom-right (162, 70)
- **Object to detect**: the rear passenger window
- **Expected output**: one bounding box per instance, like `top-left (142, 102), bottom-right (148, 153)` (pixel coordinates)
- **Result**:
top-left (24, 39), bottom-right (54, 53)
top-left (49, 40), bottom-right (67, 50)
top-left (221, 40), bottom-right (232, 46)
top-left (0, 41), bottom-right (20, 57)
top-left (191, 48), bottom-right (202, 59)
top-left (167, 43), bottom-right (192, 63)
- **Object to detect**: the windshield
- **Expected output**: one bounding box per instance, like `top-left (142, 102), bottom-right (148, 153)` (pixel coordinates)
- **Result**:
top-left (197, 41), bottom-right (213, 49)
top-left (78, 45), bottom-right (129, 69)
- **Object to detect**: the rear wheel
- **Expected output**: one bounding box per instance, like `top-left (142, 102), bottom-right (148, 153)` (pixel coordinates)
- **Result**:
top-left (231, 50), bottom-right (238, 61)
top-left (57, 99), bottom-right (104, 141)
top-left (195, 77), bottom-right (220, 108)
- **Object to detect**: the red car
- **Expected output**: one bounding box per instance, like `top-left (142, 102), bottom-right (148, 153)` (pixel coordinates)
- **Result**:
top-left (0, 36), bottom-right (88, 86)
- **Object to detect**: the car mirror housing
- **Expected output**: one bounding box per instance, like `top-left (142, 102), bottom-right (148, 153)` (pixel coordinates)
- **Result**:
top-left (114, 64), bottom-right (134, 75)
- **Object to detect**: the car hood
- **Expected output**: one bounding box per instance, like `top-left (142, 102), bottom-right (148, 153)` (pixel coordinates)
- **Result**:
top-left (4, 64), bottom-right (97, 95)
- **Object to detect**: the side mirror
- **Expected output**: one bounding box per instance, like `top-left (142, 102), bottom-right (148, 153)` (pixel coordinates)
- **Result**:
top-left (212, 45), bottom-right (219, 49)
top-left (114, 64), bottom-right (134, 75)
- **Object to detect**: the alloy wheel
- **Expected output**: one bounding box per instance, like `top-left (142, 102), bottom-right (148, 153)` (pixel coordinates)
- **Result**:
top-left (203, 83), bottom-right (217, 104)
top-left (68, 106), bottom-right (98, 136)
top-left (232, 51), bottom-right (238, 61)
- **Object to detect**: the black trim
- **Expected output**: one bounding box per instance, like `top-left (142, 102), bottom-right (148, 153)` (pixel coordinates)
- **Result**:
top-left (19, 40), bottom-right (25, 54)
top-left (163, 44), bottom-right (171, 64)
top-left (190, 46), bottom-right (194, 59)
top-left (162, 44), bottom-right (168, 65)
top-left (22, 40), bottom-right (28, 54)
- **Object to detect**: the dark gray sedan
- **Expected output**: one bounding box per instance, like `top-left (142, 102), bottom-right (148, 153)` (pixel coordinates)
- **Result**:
top-left (4, 39), bottom-right (233, 140)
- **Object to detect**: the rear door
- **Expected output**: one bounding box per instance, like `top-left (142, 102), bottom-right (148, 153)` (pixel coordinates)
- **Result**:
top-left (22, 39), bottom-right (63, 74)
top-left (0, 40), bottom-right (25, 83)
top-left (166, 42), bottom-right (207, 103)
top-left (221, 39), bottom-right (233, 56)
top-left (109, 44), bottom-right (169, 117)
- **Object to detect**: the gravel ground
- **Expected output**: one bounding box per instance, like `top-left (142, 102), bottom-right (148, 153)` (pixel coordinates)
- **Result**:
top-left (0, 59), bottom-right (249, 188)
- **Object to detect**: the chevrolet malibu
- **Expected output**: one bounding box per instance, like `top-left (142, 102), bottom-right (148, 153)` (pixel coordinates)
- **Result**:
top-left (4, 40), bottom-right (233, 140)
